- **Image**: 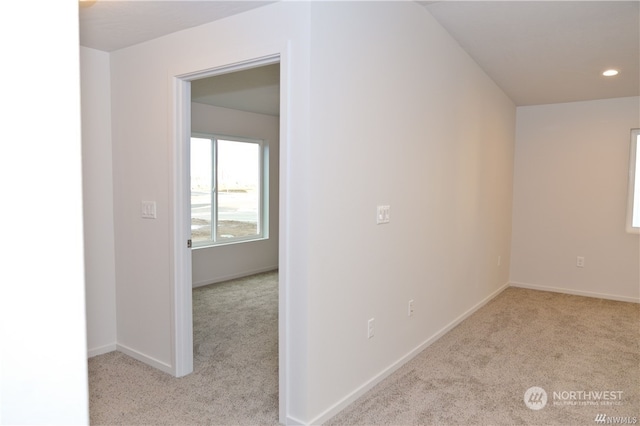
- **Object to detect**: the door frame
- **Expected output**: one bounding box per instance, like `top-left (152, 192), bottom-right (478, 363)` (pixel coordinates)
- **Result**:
top-left (170, 52), bottom-right (289, 422)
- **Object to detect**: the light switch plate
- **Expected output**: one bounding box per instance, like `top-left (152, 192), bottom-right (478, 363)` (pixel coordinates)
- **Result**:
top-left (141, 201), bottom-right (157, 219)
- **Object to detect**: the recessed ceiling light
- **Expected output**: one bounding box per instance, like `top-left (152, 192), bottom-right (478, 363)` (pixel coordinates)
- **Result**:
top-left (602, 69), bottom-right (619, 77)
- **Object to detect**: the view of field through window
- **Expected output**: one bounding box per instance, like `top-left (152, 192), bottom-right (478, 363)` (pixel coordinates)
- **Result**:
top-left (191, 136), bottom-right (261, 245)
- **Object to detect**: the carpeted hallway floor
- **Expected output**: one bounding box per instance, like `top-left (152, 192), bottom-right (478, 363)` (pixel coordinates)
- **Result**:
top-left (327, 288), bottom-right (639, 425)
top-left (88, 272), bottom-right (638, 425)
top-left (89, 271), bottom-right (279, 425)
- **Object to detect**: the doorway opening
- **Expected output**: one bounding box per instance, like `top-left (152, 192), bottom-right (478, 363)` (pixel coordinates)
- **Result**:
top-left (172, 55), bottom-right (284, 422)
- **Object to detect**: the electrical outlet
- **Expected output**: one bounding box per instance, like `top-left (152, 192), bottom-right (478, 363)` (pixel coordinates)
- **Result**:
top-left (577, 256), bottom-right (585, 268)
top-left (367, 318), bottom-right (375, 339)
top-left (408, 300), bottom-right (414, 317)
top-left (376, 205), bottom-right (390, 224)
top-left (497, 255), bottom-right (501, 267)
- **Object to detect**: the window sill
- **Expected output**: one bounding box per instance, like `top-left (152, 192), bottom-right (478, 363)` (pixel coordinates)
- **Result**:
top-left (192, 236), bottom-right (269, 250)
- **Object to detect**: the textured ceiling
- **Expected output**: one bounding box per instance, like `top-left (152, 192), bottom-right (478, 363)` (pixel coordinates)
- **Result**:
top-left (79, 1), bottom-right (273, 52)
top-left (79, 1), bottom-right (640, 107)
top-left (421, 1), bottom-right (640, 106)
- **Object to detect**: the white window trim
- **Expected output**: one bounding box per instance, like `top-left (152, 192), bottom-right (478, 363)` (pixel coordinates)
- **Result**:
top-left (191, 133), bottom-right (269, 248)
top-left (626, 128), bottom-right (640, 234)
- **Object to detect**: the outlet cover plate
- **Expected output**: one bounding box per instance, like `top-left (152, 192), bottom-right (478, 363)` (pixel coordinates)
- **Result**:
top-left (376, 205), bottom-right (390, 224)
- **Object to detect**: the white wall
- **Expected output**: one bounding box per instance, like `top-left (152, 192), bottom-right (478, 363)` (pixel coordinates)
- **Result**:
top-left (0, 1), bottom-right (89, 424)
top-left (108, 2), bottom-right (311, 420)
top-left (108, 2), bottom-right (516, 422)
top-left (81, 46), bottom-right (117, 356)
top-left (191, 103), bottom-right (279, 287)
top-left (511, 97), bottom-right (640, 302)
top-left (305, 2), bottom-right (515, 422)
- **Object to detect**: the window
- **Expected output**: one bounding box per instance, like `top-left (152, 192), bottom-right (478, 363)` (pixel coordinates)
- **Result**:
top-left (190, 134), bottom-right (267, 247)
top-left (627, 129), bottom-right (640, 233)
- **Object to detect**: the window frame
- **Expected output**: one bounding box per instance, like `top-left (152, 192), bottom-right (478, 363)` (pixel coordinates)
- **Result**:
top-left (190, 133), bottom-right (269, 248)
top-left (626, 128), bottom-right (640, 234)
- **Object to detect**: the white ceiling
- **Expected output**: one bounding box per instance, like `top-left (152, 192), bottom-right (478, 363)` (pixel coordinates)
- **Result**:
top-left (79, 1), bottom-right (640, 108)
top-left (79, 1), bottom-right (274, 52)
top-left (191, 63), bottom-right (281, 116)
top-left (421, 1), bottom-right (639, 106)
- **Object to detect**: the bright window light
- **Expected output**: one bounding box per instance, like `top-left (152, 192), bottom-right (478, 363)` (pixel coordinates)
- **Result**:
top-left (190, 134), bottom-right (268, 247)
top-left (626, 129), bottom-right (640, 233)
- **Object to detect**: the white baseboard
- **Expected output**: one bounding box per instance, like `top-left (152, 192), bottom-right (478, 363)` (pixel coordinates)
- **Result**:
top-left (192, 265), bottom-right (278, 288)
top-left (309, 281), bottom-right (510, 426)
top-left (284, 415), bottom-right (306, 425)
top-left (87, 343), bottom-right (117, 358)
top-left (509, 281), bottom-right (640, 304)
top-left (87, 342), bottom-right (175, 375)
top-left (116, 343), bottom-right (174, 375)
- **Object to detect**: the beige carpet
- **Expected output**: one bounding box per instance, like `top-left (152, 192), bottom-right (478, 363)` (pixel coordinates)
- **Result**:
top-left (89, 274), bottom-right (638, 425)
top-left (328, 288), bottom-right (639, 425)
top-left (89, 271), bottom-right (279, 425)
